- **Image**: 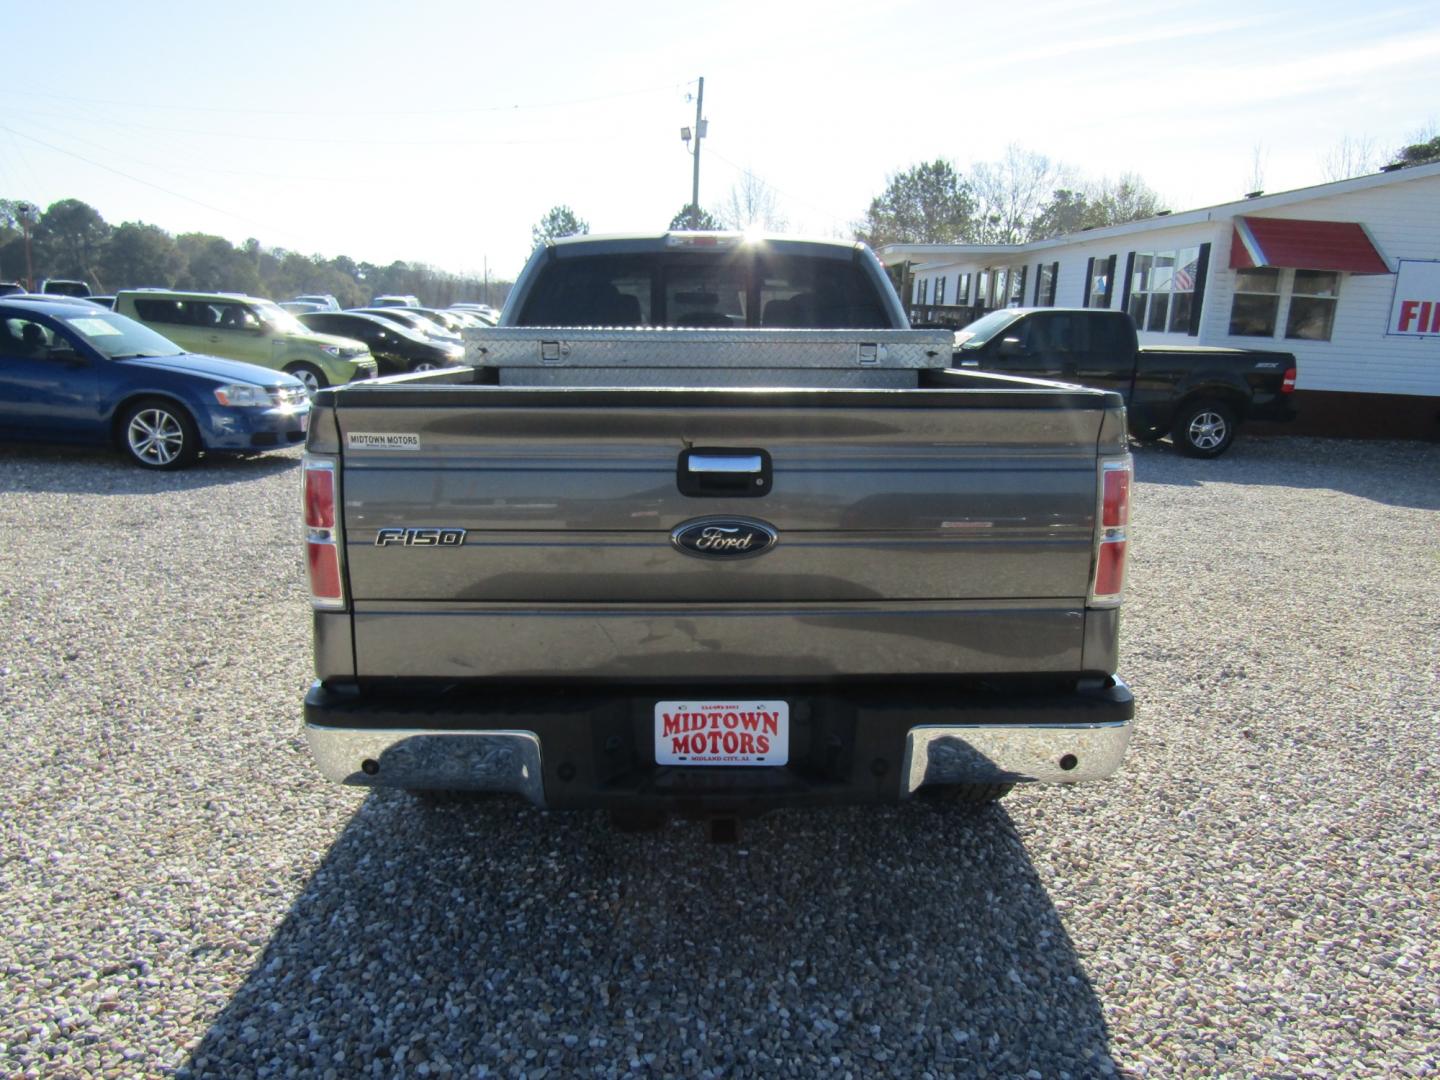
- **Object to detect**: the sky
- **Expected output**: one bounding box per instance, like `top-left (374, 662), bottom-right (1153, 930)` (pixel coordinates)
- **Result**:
top-left (3, 0), bottom-right (1437, 281)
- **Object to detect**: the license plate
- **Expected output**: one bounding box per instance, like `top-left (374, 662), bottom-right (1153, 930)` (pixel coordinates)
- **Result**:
top-left (654, 700), bottom-right (789, 766)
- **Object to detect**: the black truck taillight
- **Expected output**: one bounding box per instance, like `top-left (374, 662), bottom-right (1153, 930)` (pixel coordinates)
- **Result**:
top-left (1282, 366), bottom-right (1297, 393)
top-left (303, 454), bottom-right (345, 609)
top-left (1089, 455), bottom-right (1132, 608)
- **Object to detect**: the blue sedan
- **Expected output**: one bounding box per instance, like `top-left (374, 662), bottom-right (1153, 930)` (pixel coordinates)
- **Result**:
top-left (0, 297), bottom-right (310, 469)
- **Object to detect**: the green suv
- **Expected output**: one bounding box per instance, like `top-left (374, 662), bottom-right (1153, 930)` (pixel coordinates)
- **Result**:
top-left (115, 291), bottom-right (377, 391)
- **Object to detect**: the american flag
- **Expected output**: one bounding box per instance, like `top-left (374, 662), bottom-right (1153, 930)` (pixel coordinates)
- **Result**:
top-left (1175, 260), bottom-right (1197, 291)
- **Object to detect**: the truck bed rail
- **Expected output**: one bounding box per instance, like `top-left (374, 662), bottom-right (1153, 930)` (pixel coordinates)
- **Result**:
top-left (465, 327), bottom-right (953, 370)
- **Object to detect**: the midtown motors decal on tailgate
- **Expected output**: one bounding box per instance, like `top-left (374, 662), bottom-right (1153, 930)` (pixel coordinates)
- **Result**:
top-left (347, 432), bottom-right (421, 450)
top-left (654, 701), bottom-right (790, 766)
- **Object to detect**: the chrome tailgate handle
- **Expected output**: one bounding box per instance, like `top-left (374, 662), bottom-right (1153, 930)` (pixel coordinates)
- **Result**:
top-left (678, 448), bottom-right (771, 497)
top-left (688, 453), bottom-right (764, 474)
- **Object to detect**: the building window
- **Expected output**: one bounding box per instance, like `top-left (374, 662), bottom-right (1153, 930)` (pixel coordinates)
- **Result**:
top-left (918, 278), bottom-right (929, 305)
top-left (1036, 262), bottom-right (1057, 306)
top-left (957, 273), bottom-right (971, 304)
top-left (1128, 247), bottom-right (1199, 334)
top-left (976, 271), bottom-right (989, 306)
top-left (1286, 270), bottom-right (1339, 341)
top-left (1007, 266), bottom-right (1026, 307)
top-left (1229, 268), bottom-right (1282, 336)
top-left (936, 276), bottom-right (947, 306)
top-left (1086, 255), bottom-right (1116, 309)
top-left (992, 269), bottom-right (1007, 308)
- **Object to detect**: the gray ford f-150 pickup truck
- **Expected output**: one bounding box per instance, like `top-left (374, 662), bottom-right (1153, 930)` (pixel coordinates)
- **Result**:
top-left (300, 233), bottom-right (1135, 829)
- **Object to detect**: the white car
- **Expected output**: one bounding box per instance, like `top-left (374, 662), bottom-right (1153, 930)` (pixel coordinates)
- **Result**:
top-left (293, 294), bottom-right (340, 311)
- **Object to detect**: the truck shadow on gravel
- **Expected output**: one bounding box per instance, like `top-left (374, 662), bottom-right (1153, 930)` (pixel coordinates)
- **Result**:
top-left (0, 445), bottom-right (300, 495)
top-left (181, 793), bottom-right (1117, 1078)
top-left (1131, 436), bottom-right (1440, 510)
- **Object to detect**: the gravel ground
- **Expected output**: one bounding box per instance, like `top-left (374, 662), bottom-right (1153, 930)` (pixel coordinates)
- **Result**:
top-left (0, 435), bottom-right (1437, 1079)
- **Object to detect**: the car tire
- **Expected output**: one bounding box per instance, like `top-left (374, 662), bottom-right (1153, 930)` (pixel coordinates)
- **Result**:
top-left (1171, 398), bottom-right (1238, 458)
top-left (409, 359), bottom-right (440, 373)
top-left (118, 399), bottom-right (200, 470)
top-left (285, 363), bottom-right (327, 393)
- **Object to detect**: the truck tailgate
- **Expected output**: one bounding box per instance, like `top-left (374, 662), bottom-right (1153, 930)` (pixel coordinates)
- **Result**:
top-left (327, 385), bottom-right (1111, 681)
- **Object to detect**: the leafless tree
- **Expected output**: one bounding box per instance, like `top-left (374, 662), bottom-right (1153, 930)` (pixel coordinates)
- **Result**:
top-left (1246, 143), bottom-right (1268, 194)
top-left (716, 170), bottom-right (788, 232)
top-left (1321, 134), bottom-right (1379, 182)
top-left (969, 146), bottom-right (1072, 244)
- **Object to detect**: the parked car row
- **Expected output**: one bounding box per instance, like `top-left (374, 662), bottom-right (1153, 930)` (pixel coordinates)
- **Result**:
top-left (296, 310), bottom-right (464, 373)
top-left (0, 280), bottom-right (504, 471)
top-left (114, 291), bottom-right (377, 393)
top-left (0, 295), bottom-right (311, 470)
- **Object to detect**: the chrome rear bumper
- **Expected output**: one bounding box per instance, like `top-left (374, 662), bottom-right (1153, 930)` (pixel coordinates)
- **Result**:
top-left (901, 720), bottom-right (1133, 792)
top-left (305, 726), bottom-right (547, 806)
top-left (305, 716), bottom-right (1132, 808)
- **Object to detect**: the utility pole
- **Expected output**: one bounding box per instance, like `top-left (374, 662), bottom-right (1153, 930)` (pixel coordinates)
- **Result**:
top-left (17, 202), bottom-right (37, 291)
top-left (679, 78), bottom-right (707, 228)
top-left (691, 77), bottom-right (705, 228)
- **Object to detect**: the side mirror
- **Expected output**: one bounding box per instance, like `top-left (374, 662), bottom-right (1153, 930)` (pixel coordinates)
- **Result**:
top-left (996, 336), bottom-right (1026, 357)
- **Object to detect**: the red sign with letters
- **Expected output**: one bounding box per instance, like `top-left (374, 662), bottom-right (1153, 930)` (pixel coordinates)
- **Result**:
top-left (1388, 261), bottom-right (1440, 337)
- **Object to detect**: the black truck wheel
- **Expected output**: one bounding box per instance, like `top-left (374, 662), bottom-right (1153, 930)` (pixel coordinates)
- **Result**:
top-left (1171, 399), bottom-right (1238, 458)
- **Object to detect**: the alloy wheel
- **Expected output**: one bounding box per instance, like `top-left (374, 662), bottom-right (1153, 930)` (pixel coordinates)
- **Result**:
top-left (1187, 411), bottom-right (1228, 451)
top-left (127, 408), bottom-right (185, 466)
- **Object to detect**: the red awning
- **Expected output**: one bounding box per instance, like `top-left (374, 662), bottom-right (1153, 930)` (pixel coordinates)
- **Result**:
top-left (1230, 216), bottom-right (1390, 274)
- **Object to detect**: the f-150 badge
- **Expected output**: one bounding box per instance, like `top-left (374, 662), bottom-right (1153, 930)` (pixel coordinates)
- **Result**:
top-left (671, 518), bottom-right (778, 560)
top-left (375, 527), bottom-right (467, 547)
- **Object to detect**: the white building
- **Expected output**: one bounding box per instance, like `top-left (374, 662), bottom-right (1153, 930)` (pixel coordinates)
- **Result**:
top-left (881, 162), bottom-right (1440, 439)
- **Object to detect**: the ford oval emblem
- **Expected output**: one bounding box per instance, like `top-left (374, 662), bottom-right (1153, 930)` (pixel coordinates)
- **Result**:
top-left (671, 517), bottom-right (779, 560)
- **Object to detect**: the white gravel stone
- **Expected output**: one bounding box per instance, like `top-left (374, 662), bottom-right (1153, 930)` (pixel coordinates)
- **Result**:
top-left (0, 436), bottom-right (1437, 1077)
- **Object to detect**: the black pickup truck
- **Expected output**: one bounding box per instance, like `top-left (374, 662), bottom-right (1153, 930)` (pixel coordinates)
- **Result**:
top-left (953, 308), bottom-right (1296, 457)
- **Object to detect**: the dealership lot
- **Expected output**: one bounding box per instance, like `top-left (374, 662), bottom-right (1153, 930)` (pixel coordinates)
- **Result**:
top-left (1, 437), bottom-right (1437, 1078)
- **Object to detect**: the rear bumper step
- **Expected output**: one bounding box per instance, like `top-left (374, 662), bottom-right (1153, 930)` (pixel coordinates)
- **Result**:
top-left (306, 726), bottom-right (546, 805)
top-left (303, 677), bottom-right (1133, 810)
top-left (903, 720), bottom-right (1130, 790)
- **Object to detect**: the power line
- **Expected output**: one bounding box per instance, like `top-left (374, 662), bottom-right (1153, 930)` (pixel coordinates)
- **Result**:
top-left (0, 123), bottom-right (269, 231)
top-left (3, 102), bottom-right (662, 149)
top-left (2, 116), bottom-right (355, 186)
top-left (6, 80), bottom-right (697, 119)
top-left (0, 127), bottom-right (44, 198)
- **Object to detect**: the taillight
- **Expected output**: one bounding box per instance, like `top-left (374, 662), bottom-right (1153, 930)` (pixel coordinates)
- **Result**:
top-left (303, 455), bottom-right (345, 609)
top-left (1090, 456), bottom-right (1132, 607)
top-left (1282, 366), bottom-right (1297, 393)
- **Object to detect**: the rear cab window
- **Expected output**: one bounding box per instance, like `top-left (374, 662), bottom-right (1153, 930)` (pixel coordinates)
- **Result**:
top-left (517, 251), bottom-right (890, 329)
